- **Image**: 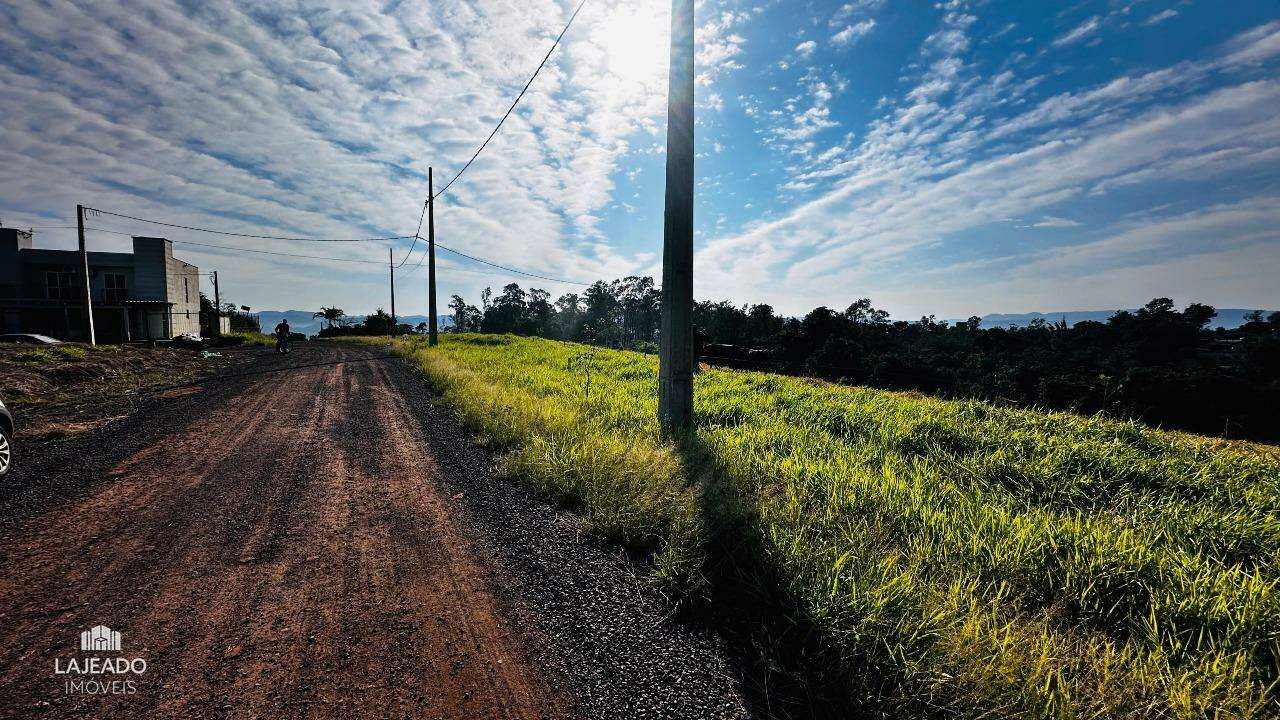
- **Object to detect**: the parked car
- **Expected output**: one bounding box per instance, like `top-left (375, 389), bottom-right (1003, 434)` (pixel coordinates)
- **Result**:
top-left (171, 333), bottom-right (206, 350)
top-left (0, 397), bottom-right (13, 478)
top-left (0, 333), bottom-right (62, 345)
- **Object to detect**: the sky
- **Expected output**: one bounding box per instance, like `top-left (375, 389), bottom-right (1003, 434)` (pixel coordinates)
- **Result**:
top-left (1, 0), bottom-right (1277, 319)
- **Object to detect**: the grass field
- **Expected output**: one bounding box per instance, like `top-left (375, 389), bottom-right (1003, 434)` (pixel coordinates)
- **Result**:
top-left (220, 331), bottom-right (275, 346)
top-left (360, 334), bottom-right (1279, 718)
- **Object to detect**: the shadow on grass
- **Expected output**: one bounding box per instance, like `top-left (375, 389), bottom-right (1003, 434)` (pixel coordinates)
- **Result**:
top-left (673, 433), bottom-right (872, 720)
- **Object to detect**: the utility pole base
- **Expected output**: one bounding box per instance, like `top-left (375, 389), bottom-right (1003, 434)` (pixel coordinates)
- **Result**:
top-left (658, 374), bottom-right (694, 436)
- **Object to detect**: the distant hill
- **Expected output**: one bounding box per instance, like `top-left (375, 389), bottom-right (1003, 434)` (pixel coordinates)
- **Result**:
top-left (258, 310), bottom-right (454, 336)
top-left (959, 308), bottom-right (1274, 330)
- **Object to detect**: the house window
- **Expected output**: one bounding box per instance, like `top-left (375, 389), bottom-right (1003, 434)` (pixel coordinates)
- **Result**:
top-left (46, 271), bottom-right (73, 300)
top-left (104, 273), bottom-right (127, 303)
top-left (183, 277), bottom-right (189, 304)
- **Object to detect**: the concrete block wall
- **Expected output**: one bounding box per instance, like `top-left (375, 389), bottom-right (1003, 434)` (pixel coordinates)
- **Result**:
top-left (132, 236), bottom-right (200, 337)
top-left (167, 258), bottom-right (201, 336)
top-left (130, 237), bottom-right (170, 301)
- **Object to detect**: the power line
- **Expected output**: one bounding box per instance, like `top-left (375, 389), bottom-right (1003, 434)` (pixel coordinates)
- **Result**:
top-left (392, 203), bottom-right (430, 268)
top-left (428, 0), bottom-right (588, 202)
top-left (433, 241), bottom-right (591, 286)
top-left (39, 224), bottom-right (588, 286)
top-left (171, 239), bottom-right (389, 264)
top-left (82, 207), bottom-right (415, 243)
top-left (43, 225), bottom-right (389, 265)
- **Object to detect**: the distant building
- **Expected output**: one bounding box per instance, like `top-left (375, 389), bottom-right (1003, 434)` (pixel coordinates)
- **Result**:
top-left (0, 228), bottom-right (201, 343)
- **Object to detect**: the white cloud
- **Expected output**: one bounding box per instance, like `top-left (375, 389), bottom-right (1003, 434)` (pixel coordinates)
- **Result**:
top-left (795, 40), bottom-right (817, 58)
top-left (1032, 216), bottom-right (1081, 228)
top-left (697, 10), bottom-right (752, 86)
top-left (697, 22), bottom-right (1280, 318)
top-left (0, 0), bottom-right (754, 313)
top-left (765, 71), bottom-right (843, 151)
top-left (1053, 16), bottom-right (1101, 47)
top-left (1218, 21), bottom-right (1280, 66)
top-left (1145, 9), bottom-right (1179, 26)
top-left (832, 20), bottom-right (876, 48)
top-left (830, 0), bottom-right (884, 26)
top-left (1016, 198), bottom-right (1279, 278)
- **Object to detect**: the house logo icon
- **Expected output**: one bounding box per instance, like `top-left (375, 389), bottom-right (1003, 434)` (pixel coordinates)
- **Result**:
top-left (80, 625), bottom-right (122, 653)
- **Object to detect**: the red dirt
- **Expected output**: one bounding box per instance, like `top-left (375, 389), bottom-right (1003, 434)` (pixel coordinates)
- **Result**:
top-left (0, 346), bottom-right (570, 719)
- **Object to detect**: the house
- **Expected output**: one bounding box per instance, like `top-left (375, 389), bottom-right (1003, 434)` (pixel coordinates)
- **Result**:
top-left (0, 228), bottom-right (201, 343)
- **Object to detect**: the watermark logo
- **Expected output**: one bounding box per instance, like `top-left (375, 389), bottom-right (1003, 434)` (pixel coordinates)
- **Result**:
top-left (55, 625), bottom-right (147, 696)
top-left (80, 625), bottom-right (121, 652)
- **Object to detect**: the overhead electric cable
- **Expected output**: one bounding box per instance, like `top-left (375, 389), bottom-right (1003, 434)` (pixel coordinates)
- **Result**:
top-left (169, 239), bottom-right (389, 264)
top-left (83, 207), bottom-right (414, 243)
top-left (45, 224), bottom-right (587, 287)
top-left (433, 241), bottom-right (591, 286)
top-left (392, 202), bottom-right (430, 268)
top-left (48, 226), bottom-right (389, 264)
top-left (64, 225), bottom-right (586, 283)
top-left (428, 0), bottom-right (589, 201)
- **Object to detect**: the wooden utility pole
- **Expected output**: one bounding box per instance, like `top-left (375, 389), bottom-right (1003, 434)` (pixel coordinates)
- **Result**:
top-left (211, 270), bottom-right (222, 338)
top-left (658, 0), bottom-right (695, 434)
top-left (389, 248), bottom-right (397, 322)
top-left (428, 167), bottom-right (438, 346)
top-left (76, 204), bottom-right (96, 346)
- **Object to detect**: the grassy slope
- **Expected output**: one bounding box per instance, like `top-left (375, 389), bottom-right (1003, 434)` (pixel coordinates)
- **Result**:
top-left (359, 334), bottom-right (1279, 718)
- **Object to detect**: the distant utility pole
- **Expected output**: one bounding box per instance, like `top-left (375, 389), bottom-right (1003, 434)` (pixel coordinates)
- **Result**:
top-left (389, 248), bottom-right (397, 322)
top-left (428, 167), bottom-right (438, 346)
top-left (658, 0), bottom-right (695, 434)
top-left (76, 204), bottom-right (97, 346)
top-left (211, 270), bottom-right (222, 339)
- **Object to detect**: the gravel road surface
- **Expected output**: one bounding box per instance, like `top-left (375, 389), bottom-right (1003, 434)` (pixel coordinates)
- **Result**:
top-left (0, 343), bottom-right (750, 719)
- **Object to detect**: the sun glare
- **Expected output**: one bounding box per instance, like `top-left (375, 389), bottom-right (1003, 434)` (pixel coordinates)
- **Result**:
top-left (594, 3), bottom-right (669, 88)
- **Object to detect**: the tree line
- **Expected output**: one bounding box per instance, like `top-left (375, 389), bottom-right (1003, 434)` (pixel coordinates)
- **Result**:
top-left (440, 279), bottom-right (1280, 442)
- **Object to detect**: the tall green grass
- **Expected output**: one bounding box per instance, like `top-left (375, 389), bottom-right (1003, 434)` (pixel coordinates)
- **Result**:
top-left (363, 334), bottom-right (1280, 718)
top-left (220, 331), bottom-right (275, 347)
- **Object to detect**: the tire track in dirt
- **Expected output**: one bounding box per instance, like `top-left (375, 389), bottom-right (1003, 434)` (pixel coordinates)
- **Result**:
top-left (0, 344), bottom-right (570, 719)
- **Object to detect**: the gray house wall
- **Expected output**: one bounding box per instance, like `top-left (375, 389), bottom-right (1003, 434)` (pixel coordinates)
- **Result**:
top-left (0, 231), bottom-right (201, 341)
top-left (167, 256), bottom-right (201, 337)
top-left (0, 229), bottom-right (33, 297)
top-left (131, 237), bottom-right (169, 301)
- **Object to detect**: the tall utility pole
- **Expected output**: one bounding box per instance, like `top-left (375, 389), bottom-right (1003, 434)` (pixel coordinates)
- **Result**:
top-left (428, 167), bottom-right (438, 346)
top-left (389, 248), bottom-right (397, 322)
top-left (211, 270), bottom-right (222, 339)
top-left (658, 0), bottom-right (695, 434)
top-left (76, 204), bottom-right (96, 346)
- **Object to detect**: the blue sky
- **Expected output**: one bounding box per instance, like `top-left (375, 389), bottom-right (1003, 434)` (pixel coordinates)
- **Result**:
top-left (1, 0), bottom-right (1277, 318)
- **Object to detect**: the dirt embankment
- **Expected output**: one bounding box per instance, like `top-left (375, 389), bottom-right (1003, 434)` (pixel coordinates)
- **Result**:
top-left (0, 343), bottom-right (231, 442)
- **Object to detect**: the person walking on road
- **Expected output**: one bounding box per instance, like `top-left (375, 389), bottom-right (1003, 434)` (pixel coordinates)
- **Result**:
top-left (274, 318), bottom-right (292, 354)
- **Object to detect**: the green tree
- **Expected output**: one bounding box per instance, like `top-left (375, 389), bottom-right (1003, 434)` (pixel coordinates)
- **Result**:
top-left (313, 306), bottom-right (346, 330)
top-left (448, 295), bottom-right (481, 332)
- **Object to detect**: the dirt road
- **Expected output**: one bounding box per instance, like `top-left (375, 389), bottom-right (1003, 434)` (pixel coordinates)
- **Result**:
top-left (0, 344), bottom-right (572, 719)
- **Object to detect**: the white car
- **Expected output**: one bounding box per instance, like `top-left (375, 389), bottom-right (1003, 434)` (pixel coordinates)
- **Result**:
top-left (0, 397), bottom-right (12, 478)
top-left (0, 333), bottom-right (62, 345)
